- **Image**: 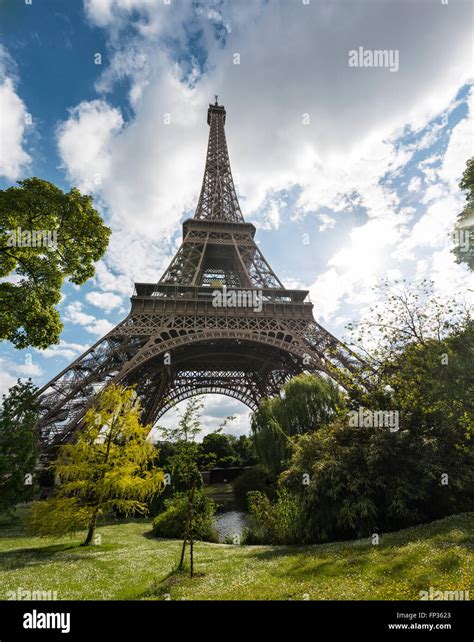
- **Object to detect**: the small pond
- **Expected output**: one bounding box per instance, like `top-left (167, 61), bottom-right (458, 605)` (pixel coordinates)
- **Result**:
top-left (214, 510), bottom-right (249, 543)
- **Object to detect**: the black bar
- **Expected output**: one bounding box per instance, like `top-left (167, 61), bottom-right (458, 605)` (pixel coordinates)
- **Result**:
top-left (0, 600), bottom-right (472, 642)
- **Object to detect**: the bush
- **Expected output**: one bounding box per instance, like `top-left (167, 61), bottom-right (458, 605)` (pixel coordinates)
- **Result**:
top-left (233, 467), bottom-right (273, 511)
top-left (283, 410), bottom-right (474, 544)
top-left (245, 490), bottom-right (302, 545)
top-left (152, 491), bottom-right (218, 542)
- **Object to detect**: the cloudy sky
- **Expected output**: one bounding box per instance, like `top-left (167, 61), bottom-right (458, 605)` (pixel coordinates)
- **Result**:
top-left (0, 0), bottom-right (472, 439)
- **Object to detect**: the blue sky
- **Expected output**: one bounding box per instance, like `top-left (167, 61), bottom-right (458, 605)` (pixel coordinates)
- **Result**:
top-left (0, 0), bottom-right (472, 438)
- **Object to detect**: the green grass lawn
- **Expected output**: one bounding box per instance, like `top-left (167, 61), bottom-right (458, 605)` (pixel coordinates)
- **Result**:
top-left (0, 507), bottom-right (472, 601)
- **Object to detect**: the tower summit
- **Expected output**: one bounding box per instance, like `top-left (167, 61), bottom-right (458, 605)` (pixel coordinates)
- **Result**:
top-left (195, 99), bottom-right (242, 222)
top-left (37, 102), bottom-right (365, 450)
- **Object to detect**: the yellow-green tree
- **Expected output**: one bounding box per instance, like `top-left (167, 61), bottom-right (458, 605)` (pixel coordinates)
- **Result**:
top-left (29, 384), bottom-right (165, 545)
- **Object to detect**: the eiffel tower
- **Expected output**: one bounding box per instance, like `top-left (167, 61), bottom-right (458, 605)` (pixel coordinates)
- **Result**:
top-left (37, 98), bottom-right (365, 450)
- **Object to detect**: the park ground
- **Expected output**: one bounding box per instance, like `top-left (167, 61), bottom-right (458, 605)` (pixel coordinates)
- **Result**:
top-left (0, 507), bottom-right (472, 601)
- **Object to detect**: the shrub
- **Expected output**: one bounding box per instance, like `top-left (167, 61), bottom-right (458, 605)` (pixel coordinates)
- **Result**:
top-left (283, 408), bottom-right (474, 544)
top-left (233, 467), bottom-right (272, 511)
top-left (245, 490), bottom-right (302, 545)
top-left (152, 491), bottom-right (218, 542)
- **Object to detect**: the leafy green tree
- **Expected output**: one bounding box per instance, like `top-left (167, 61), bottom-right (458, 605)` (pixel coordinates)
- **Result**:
top-left (452, 157), bottom-right (474, 270)
top-left (0, 178), bottom-right (111, 348)
top-left (251, 374), bottom-right (345, 476)
top-left (28, 384), bottom-right (164, 545)
top-left (0, 379), bottom-right (39, 517)
top-left (284, 322), bottom-right (473, 543)
top-left (158, 399), bottom-right (233, 576)
top-left (199, 432), bottom-right (236, 469)
top-left (152, 491), bottom-right (217, 542)
top-left (159, 397), bottom-right (208, 577)
top-left (232, 434), bottom-right (257, 467)
top-left (279, 282), bottom-right (474, 543)
top-left (233, 466), bottom-right (272, 511)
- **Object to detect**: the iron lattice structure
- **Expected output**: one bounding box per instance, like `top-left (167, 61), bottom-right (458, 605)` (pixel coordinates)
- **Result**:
top-left (37, 100), bottom-right (366, 450)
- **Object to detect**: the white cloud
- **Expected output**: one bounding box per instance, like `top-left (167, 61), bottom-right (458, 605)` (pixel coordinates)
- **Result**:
top-left (254, 197), bottom-right (283, 231)
top-left (420, 183), bottom-right (446, 205)
top-left (64, 301), bottom-right (115, 337)
top-left (408, 176), bottom-right (422, 192)
top-left (54, 0), bottom-right (474, 343)
top-left (318, 213), bottom-right (336, 232)
top-left (83, 0), bottom-right (114, 27)
top-left (36, 341), bottom-right (88, 361)
top-left (0, 356), bottom-right (43, 398)
top-left (311, 77), bottom-right (473, 328)
top-left (55, 0), bottom-right (470, 299)
top-left (85, 290), bottom-right (123, 311)
top-left (0, 46), bottom-right (31, 180)
top-left (438, 89), bottom-right (474, 188)
top-left (398, 95), bottom-right (473, 261)
top-left (0, 368), bottom-right (17, 399)
top-left (428, 247), bottom-right (474, 301)
top-left (310, 205), bottom-right (413, 324)
top-left (56, 100), bottom-right (124, 193)
top-left (15, 359), bottom-right (43, 378)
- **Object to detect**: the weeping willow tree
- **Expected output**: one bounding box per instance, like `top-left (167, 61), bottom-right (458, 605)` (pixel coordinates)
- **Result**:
top-left (251, 374), bottom-right (345, 476)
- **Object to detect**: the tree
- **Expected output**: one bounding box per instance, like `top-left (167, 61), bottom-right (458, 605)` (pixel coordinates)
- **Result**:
top-left (233, 467), bottom-right (272, 511)
top-left (0, 178), bottom-right (111, 348)
top-left (159, 397), bottom-right (204, 577)
top-left (283, 320), bottom-right (474, 543)
top-left (199, 432), bottom-right (236, 469)
top-left (28, 384), bottom-right (164, 545)
top-left (251, 374), bottom-right (345, 476)
top-left (232, 434), bottom-right (256, 467)
top-left (452, 156), bottom-right (474, 270)
top-left (152, 491), bottom-right (217, 542)
top-left (158, 397), bottom-right (220, 577)
top-left (347, 279), bottom-right (469, 377)
top-left (0, 380), bottom-right (39, 517)
top-left (277, 281), bottom-right (474, 544)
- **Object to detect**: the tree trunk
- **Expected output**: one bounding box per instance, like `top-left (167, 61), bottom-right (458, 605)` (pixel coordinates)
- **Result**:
top-left (190, 538), bottom-right (194, 578)
top-left (178, 538), bottom-right (187, 570)
top-left (179, 485), bottom-right (195, 573)
top-left (82, 508), bottom-right (99, 546)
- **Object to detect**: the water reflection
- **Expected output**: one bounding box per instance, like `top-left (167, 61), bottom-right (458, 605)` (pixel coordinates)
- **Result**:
top-left (214, 510), bottom-right (249, 543)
